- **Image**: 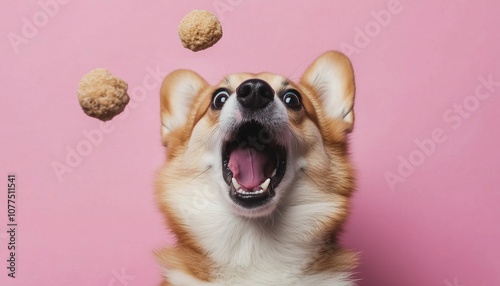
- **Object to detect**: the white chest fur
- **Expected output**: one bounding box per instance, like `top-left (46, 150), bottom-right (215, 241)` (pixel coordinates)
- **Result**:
top-left (162, 176), bottom-right (355, 286)
top-left (166, 268), bottom-right (354, 286)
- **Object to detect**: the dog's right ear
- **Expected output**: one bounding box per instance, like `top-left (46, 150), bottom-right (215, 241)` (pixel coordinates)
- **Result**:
top-left (160, 69), bottom-right (208, 146)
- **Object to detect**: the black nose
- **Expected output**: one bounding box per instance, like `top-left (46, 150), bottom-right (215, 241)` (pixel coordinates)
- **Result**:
top-left (236, 79), bottom-right (274, 110)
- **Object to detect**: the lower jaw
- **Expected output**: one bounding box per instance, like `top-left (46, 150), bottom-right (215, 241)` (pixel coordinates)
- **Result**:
top-left (230, 199), bottom-right (278, 218)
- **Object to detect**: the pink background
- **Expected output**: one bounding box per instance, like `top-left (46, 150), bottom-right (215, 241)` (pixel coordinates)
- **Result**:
top-left (1, 1), bottom-right (499, 285)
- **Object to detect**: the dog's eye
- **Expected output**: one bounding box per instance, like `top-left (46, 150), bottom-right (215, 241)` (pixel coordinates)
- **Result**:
top-left (282, 90), bottom-right (301, 110)
top-left (212, 89), bottom-right (230, 110)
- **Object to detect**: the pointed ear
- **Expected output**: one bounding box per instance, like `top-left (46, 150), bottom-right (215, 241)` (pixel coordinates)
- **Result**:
top-left (160, 69), bottom-right (208, 145)
top-left (301, 51), bottom-right (355, 132)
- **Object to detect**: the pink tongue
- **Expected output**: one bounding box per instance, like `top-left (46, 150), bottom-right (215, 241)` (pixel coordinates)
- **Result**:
top-left (228, 147), bottom-right (271, 190)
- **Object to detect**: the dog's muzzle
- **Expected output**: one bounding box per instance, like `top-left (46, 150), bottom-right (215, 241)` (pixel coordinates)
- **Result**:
top-left (221, 79), bottom-right (287, 210)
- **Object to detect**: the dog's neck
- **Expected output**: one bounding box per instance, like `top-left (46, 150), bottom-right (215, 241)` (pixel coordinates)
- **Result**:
top-left (181, 181), bottom-right (342, 269)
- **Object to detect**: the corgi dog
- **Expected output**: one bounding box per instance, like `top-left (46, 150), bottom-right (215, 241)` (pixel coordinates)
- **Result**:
top-left (155, 51), bottom-right (357, 286)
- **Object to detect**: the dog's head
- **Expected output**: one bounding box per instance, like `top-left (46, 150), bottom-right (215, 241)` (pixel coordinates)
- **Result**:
top-left (158, 51), bottom-right (355, 219)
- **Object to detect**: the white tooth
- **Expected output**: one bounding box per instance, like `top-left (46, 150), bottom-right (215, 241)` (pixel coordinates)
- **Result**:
top-left (260, 178), bottom-right (271, 192)
top-left (232, 177), bottom-right (241, 190)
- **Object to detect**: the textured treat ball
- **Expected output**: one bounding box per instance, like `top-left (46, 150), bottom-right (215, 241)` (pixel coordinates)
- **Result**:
top-left (77, 69), bottom-right (129, 121)
top-left (178, 10), bottom-right (223, 52)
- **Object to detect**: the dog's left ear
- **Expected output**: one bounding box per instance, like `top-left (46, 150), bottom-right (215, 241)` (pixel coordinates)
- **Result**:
top-left (301, 51), bottom-right (355, 132)
top-left (160, 69), bottom-right (208, 146)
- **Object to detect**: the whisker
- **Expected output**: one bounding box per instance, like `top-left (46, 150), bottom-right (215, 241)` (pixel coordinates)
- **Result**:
top-left (300, 168), bottom-right (321, 189)
top-left (285, 54), bottom-right (317, 84)
top-left (190, 166), bottom-right (212, 183)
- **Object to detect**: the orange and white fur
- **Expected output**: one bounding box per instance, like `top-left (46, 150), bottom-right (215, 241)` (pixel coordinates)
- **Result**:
top-left (156, 51), bottom-right (357, 285)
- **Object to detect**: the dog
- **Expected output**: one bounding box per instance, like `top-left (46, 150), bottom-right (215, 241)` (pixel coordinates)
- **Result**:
top-left (155, 51), bottom-right (357, 285)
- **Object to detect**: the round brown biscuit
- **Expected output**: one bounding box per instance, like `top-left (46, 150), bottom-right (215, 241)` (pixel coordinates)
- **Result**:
top-left (178, 10), bottom-right (223, 52)
top-left (77, 68), bottom-right (129, 121)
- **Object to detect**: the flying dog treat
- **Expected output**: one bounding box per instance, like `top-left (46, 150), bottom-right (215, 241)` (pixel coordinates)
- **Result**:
top-left (178, 10), bottom-right (223, 51)
top-left (77, 68), bottom-right (129, 121)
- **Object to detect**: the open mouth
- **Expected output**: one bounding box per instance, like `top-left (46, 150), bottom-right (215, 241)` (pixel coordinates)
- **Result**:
top-left (222, 121), bottom-right (286, 210)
